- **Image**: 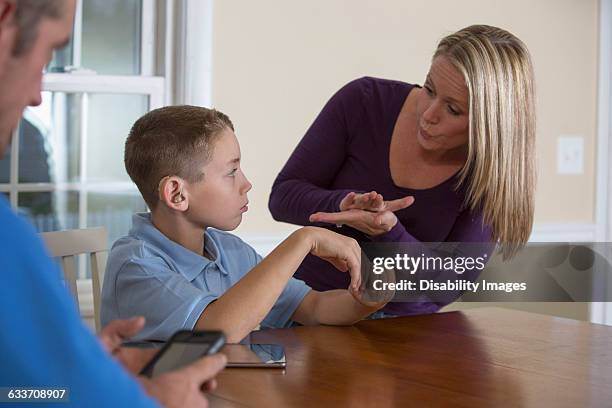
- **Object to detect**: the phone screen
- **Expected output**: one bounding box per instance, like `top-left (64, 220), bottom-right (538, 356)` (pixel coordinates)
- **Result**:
top-left (150, 342), bottom-right (214, 376)
top-left (140, 331), bottom-right (225, 377)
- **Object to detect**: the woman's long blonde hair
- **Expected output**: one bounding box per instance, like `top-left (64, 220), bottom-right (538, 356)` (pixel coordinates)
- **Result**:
top-left (435, 25), bottom-right (536, 258)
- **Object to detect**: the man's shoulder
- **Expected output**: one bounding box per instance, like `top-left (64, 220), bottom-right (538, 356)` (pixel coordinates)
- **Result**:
top-left (0, 200), bottom-right (37, 242)
top-left (0, 201), bottom-right (66, 314)
top-left (0, 200), bottom-right (51, 262)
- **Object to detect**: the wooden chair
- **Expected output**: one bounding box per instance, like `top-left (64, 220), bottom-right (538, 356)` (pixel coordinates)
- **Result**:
top-left (40, 227), bottom-right (108, 333)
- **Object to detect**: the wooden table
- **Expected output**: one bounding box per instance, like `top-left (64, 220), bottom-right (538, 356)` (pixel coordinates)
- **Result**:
top-left (209, 308), bottom-right (612, 407)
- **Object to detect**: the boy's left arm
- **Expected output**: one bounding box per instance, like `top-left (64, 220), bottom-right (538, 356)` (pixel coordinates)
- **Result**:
top-left (291, 290), bottom-right (384, 326)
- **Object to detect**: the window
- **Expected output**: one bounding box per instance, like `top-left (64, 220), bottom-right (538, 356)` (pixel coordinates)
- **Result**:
top-left (0, 0), bottom-right (164, 278)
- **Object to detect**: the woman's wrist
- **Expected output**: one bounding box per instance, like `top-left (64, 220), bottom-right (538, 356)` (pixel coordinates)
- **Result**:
top-left (370, 221), bottom-right (404, 242)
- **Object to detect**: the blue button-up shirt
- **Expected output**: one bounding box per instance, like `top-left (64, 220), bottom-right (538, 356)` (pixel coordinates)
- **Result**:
top-left (101, 213), bottom-right (311, 341)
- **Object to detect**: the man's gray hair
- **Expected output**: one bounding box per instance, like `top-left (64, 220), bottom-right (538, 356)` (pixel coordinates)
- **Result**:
top-left (14, 0), bottom-right (64, 56)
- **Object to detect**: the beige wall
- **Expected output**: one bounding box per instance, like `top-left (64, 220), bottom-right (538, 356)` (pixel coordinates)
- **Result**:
top-left (211, 0), bottom-right (600, 235)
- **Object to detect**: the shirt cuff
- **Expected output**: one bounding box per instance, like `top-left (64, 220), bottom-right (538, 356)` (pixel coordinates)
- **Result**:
top-left (267, 280), bottom-right (312, 329)
top-left (185, 296), bottom-right (216, 331)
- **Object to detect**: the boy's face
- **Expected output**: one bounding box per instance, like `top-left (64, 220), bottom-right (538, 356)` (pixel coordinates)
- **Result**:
top-left (184, 128), bottom-right (252, 231)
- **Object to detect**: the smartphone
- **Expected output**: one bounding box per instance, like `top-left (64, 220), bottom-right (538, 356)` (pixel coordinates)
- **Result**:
top-left (140, 330), bottom-right (226, 377)
top-left (222, 343), bottom-right (286, 368)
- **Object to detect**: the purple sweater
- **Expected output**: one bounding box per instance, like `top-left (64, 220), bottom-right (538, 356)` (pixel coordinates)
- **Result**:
top-left (269, 77), bottom-right (492, 315)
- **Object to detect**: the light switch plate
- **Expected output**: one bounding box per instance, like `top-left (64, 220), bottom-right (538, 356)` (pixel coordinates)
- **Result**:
top-left (557, 135), bottom-right (584, 175)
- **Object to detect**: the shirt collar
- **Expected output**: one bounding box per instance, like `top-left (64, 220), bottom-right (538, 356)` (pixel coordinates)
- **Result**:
top-left (129, 213), bottom-right (228, 280)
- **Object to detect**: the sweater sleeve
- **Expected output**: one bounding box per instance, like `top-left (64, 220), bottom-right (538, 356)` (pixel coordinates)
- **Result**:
top-left (372, 207), bottom-right (493, 244)
top-left (268, 78), bottom-right (369, 226)
top-left (371, 207), bottom-right (495, 309)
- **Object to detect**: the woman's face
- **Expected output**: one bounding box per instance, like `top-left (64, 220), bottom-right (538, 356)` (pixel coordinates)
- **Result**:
top-left (414, 55), bottom-right (469, 153)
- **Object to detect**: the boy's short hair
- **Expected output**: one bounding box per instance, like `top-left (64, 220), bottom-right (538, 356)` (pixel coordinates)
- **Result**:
top-left (125, 105), bottom-right (234, 209)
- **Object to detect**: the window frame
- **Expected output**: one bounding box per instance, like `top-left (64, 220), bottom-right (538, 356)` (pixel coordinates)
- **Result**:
top-left (0, 0), bottom-right (165, 278)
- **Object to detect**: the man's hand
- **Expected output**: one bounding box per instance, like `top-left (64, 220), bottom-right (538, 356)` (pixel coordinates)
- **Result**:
top-left (311, 192), bottom-right (414, 236)
top-left (99, 316), bottom-right (145, 352)
top-left (98, 316), bottom-right (156, 374)
top-left (140, 354), bottom-right (227, 408)
top-left (100, 317), bottom-right (227, 407)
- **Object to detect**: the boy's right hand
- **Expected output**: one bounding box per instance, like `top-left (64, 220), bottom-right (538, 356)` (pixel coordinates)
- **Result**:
top-left (299, 227), bottom-right (362, 296)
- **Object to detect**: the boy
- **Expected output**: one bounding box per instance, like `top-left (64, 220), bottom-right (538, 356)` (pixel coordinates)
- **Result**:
top-left (101, 105), bottom-right (387, 342)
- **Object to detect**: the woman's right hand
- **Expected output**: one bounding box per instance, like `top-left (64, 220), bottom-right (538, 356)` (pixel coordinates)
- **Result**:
top-left (298, 226), bottom-right (362, 296)
top-left (311, 192), bottom-right (414, 236)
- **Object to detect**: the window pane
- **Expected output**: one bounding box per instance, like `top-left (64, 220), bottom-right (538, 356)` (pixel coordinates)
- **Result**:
top-left (82, 0), bottom-right (142, 75)
top-left (19, 93), bottom-right (81, 183)
top-left (18, 92), bottom-right (149, 185)
top-left (47, 0), bottom-right (142, 75)
top-left (86, 94), bottom-right (149, 182)
top-left (18, 191), bottom-right (79, 232)
top-left (47, 38), bottom-right (74, 73)
top-left (87, 191), bottom-right (147, 247)
top-left (0, 143), bottom-right (10, 183)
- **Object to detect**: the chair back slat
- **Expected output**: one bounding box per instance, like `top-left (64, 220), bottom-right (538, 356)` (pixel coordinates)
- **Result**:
top-left (61, 255), bottom-right (79, 312)
top-left (90, 252), bottom-right (106, 331)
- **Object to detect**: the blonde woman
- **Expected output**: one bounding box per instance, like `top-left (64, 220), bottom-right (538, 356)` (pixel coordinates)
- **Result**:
top-left (269, 25), bottom-right (536, 317)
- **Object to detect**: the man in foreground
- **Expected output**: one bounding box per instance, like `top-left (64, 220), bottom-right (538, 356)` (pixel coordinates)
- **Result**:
top-left (0, 1), bottom-right (225, 406)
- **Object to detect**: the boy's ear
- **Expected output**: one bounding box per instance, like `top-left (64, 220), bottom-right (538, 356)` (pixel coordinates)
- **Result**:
top-left (158, 176), bottom-right (188, 212)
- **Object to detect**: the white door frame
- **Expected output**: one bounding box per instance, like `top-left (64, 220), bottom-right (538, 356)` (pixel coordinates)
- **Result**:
top-left (593, 0), bottom-right (612, 325)
top-left (161, 0), bottom-right (214, 106)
